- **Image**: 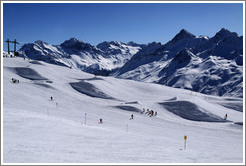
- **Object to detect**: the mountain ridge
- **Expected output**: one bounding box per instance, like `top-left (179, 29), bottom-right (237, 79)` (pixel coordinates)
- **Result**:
top-left (114, 28), bottom-right (243, 98)
top-left (16, 28), bottom-right (243, 98)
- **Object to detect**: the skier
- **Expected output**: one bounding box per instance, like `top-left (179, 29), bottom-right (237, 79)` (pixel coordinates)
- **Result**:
top-left (224, 114), bottom-right (227, 120)
top-left (50, 96), bottom-right (53, 101)
top-left (99, 118), bottom-right (103, 124)
top-left (141, 108), bottom-right (145, 114)
top-left (154, 111), bottom-right (157, 116)
top-left (150, 110), bottom-right (154, 116)
top-left (146, 109), bottom-right (150, 114)
top-left (130, 114), bottom-right (134, 120)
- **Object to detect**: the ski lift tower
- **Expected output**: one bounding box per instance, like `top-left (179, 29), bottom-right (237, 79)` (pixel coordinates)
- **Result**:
top-left (10, 39), bottom-right (19, 56)
top-left (5, 39), bottom-right (11, 54)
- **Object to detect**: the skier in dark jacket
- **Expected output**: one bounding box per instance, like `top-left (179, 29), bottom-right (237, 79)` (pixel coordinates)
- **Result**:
top-left (224, 114), bottom-right (227, 120)
top-left (130, 114), bottom-right (134, 120)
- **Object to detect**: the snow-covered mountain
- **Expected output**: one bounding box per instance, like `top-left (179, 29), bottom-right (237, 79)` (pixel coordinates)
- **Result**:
top-left (17, 28), bottom-right (243, 98)
top-left (114, 28), bottom-right (243, 98)
top-left (19, 38), bottom-right (144, 76)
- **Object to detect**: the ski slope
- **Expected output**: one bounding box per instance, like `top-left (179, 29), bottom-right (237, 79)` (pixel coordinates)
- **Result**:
top-left (2, 57), bottom-right (244, 164)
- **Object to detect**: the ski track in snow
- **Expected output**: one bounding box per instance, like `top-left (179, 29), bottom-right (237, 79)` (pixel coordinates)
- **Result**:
top-left (2, 58), bottom-right (243, 163)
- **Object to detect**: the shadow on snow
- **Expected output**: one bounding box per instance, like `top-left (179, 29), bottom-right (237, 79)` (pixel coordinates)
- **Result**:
top-left (70, 80), bottom-right (114, 100)
top-left (113, 105), bottom-right (141, 113)
top-left (158, 100), bottom-right (227, 122)
top-left (13, 67), bottom-right (48, 80)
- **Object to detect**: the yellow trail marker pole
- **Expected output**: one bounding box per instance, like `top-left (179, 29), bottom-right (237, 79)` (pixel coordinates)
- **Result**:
top-left (184, 135), bottom-right (187, 150)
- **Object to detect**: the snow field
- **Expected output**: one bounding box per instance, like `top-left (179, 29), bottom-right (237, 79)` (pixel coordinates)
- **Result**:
top-left (2, 58), bottom-right (244, 163)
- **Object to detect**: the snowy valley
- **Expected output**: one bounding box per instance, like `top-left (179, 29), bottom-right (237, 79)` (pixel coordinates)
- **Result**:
top-left (2, 56), bottom-right (243, 163)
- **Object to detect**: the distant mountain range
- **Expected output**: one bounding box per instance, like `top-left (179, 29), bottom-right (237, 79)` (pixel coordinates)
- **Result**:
top-left (114, 28), bottom-right (243, 98)
top-left (18, 38), bottom-right (144, 75)
top-left (16, 28), bottom-right (243, 98)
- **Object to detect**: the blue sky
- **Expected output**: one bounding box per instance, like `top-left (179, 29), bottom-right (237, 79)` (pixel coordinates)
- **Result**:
top-left (3, 2), bottom-right (243, 51)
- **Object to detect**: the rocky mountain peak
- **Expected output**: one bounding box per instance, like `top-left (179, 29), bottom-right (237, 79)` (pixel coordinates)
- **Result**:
top-left (60, 38), bottom-right (93, 51)
top-left (171, 29), bottom-right (195, 42)
top-left (212, 28), bottom-right (239, 42)
top-left (172, 49), bottom-right (194, 64)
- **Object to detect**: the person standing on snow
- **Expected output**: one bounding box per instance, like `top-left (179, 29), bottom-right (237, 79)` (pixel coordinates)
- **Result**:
top-left (130, 114), bottom-right (134, 120)
top-left (224, 114), bottom-right (227, 120)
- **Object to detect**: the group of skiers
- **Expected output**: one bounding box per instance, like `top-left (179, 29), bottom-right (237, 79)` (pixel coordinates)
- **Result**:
top-left (129, 108), bottom-right (158, 120)
top-left (141, 108), bottom-right (157, 117)
top-left (11, 78), bottom-right (19, 84)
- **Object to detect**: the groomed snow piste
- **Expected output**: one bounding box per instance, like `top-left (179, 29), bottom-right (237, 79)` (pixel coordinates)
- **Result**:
top-left (2, 57), bottom-right (244, 164)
